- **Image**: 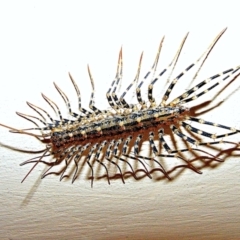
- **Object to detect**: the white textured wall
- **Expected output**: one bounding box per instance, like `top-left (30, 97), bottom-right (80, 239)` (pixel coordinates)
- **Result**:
top-left (0, 1), bottom-right (240, 240)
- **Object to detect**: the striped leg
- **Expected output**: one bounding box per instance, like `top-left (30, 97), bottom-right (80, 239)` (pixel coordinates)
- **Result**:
top-left (122, 135), bottom-right (152, 179)
top-left (106, 48), bottom-right (123, 110)
top-left (148, 33), bottom-right (189, 106)
top-left (147, 131), bottom-right (171, 178)
top-left (183, 117), bottom-right (240, 139)
top-left (86, 143), bottom-right (98, 187)
top-left (27, 101), bottom-right (55, 130)
top-left (157, 129), bottom-right (237, 163)
top-left (69, 72), bottom-right (92, 117)
top-left (171, 124), bottom-right (199, 146)
top-left (105, 140), bottom-right (125, 184)
top-left (41, 93), bottom-right (64, 125)
top-left (54, 82), bottom-right (75, 117)
top-left (158, 129), bottom-right (202, 174)
top-left (10, 112), bottom-right (50, 139)
top-left (170, 66), bottom-right (240, 106)
top-left (112, 138), bottom-right (136, 178)
top-left (119, 53), bottom-right (143, 109)
top-left (187, 28), bottom-right (227, 88)
top-left (161, 28), bottom-right (227, 106)
top-left (115, 134), bottom-right (152, 179)
top-left (94, 141), bottom-right (110, 184)
top-left (135, 37), bottom-right (164, 108)
top-left (40, 146), bottom-right (75, 180)
top-left (59, 146), bottom-right (78, 181)
top-left (87, 65), bottom-right (107, 115)
top-left (72, 144), bottom-right (90, 183)
top-left (169, 123), bottom-right (239, 163)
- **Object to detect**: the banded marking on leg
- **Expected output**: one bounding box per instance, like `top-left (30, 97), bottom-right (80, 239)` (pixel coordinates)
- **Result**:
top-left (148, 33), bottom-right (189, 106)
top-left (94, 141), bottom-right (110, 184)
top-left (158, 129), bottom-right (223, 162)
top-left (105, 140), bottom-right (125, 184)
top-left (147, 131), bottom-right (170, 178)
top-left (188, 27), bottom-right (227, 88)
top-left (27, 101), bottom-right (55, 129)
top-left (158, 128), bottom-right (202, 174)
top-left (41, 93), bottom-right (64, 125)
top-left (54, 82), bottom-right (74, 117)
top-left (121, 134), bottom-right (152, 179)
top-left (136, 37), bottom-right (164, 107)
top-left (122, 136), bottom-right (133, 155)
top-left (161, 28), bottom-right (227, 106)
top-left (86, 143), bottom-right (99, 187)
top-left (13, 112), bottom-right (49, 137)
top-left (110, 48), bottom-right (124, 109)
top-left (87, 65), bottom-right (105, 115)
top-left (171, 66), bottom-right (240, 105)
top-left (180, 121), bottom-right (218, 140)
top-left (171, 124), bottom-right (199, 146)
top-left (114, 135), bottom-right (150, 179)
top-left (186, 117), bottom-right (240, 139)
top-left (59, 146), bottom-right (78, 181)
top-left (120, 53), bottom-right (143, 109)
top-left (41, 146), bottom-right (74, 180)
top-left (68, 72), bottom-right (92, 117)
top-left (106, 48), bottom-right (123, 110)
top-left (113, 138), bottom-right (136, 178)
top-left (72, 144), bottom-right (90, 183)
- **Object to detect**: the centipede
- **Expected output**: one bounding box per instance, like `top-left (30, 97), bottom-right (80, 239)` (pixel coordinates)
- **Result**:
top-left (1, 28), bottom-right (240, 187)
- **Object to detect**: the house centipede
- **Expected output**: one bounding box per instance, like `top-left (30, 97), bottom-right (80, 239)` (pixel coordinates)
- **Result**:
top-left (1, 28), bottom-right (240, 187)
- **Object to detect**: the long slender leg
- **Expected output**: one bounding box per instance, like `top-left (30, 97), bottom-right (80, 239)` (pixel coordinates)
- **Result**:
top-left (86, 143), bottom-right (98, 187)
top-left (188, 28), bottom-right (227, 88)
top-left (183, 117), bottom-right (240, 138)
top-left (72, 144), bottom-right (90, 183)
top-left (27, 102), bottom-right (48, 123)
top-left (171, 124), bottom-right (199, 145)
top-left (158, 128), bottom-right (202, 173)
top-left (59, 146), bottom-right (78, 181)
top-left (119, 53), bottom-right (143, 109)
top-left (94, 140), bottom-right (110, 184)
top-left (53, 82), bottom-right (81, 119)
top-left (148, 33), bottom-right (189, 106)
top-left (135, 37), bottom-right (164, 108)
top-left (68, 72), bottom-right (92, 117)
top-left (160, 28), bottom-right (227, 106)
top-left (122, 136), bottom-right (133, 154)
top-left (146, 131), bottom-right (171, 178)
top-left (27, 101), bottom-right (55, 129)
top-left (20, 148), bottom-right (49, 183)
top-left (105, 140), bottom-right (125, 183)
top-left (108, 48), bottom-right (124, 109)
top-left (121, 134), bottom-right (152, 179)
top-left (41, 93), bottom-right (64, 125)
top-left (15, 111), bottom-right (48, 131)
top-left (87, 65), bottom-right (108, 115)
top-left (41, 146), bottom-right (74, 179)
top-left (170, 66), bottom-right (240, 105)
top-left (158, 129), bottom-right (234, 163)
top-left (106, 48), bottom-right (123, 110)
top-left (113, 138), bottom-right (136, 177)
top-left (12, 112), bottom-right (49, 139)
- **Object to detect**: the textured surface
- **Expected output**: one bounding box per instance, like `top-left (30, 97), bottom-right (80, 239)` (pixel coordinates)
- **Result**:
top-left (0, 1), bottom-right (240, 240)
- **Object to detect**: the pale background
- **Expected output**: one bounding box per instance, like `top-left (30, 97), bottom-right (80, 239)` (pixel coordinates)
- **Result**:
top-left (0, 1), bottom-right (240, 240)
